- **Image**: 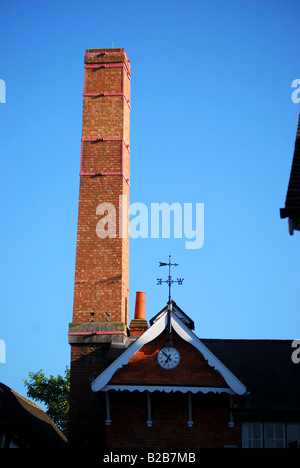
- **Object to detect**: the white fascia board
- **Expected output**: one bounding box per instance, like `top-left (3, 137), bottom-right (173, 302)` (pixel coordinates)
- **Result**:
top-left (91, 310), bottom-right (247, 396)
top-left (91, 311), bottom-right (168, 392)
top-left (102, 385), bottom-right (234, 395)
top-left (171, 314), bottom-right (247, 396)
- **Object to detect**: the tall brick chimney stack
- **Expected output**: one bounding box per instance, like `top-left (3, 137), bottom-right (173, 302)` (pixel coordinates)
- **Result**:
top-left (72, 48), bottom-right (130, 326)
top-left (68, 48), bottom-right (131, 447)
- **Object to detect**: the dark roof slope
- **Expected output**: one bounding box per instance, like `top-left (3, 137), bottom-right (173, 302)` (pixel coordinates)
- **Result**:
top-left (202, 339), bottom-right (300, 414)
top-left (280, 114), bottom-right (300, 219)
top-left (0, 382), bottom-right (67, 447)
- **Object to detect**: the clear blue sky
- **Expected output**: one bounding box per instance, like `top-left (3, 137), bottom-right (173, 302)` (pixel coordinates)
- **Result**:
top-left (1, 0), bottom-right (300, 401)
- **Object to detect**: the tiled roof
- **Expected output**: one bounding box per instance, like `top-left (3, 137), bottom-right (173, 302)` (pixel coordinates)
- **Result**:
top-left (202, 339), bottom-right (300, 413)
top-left (280, 114), bottom-right (300, 219)
top-left (0, 382), bottom-right (67, 447)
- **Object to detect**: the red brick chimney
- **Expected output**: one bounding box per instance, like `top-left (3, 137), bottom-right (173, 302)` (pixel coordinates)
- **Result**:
top-left (68, 48), bottom-right (131, 447)
top-left (72, 48), bottom-right (130, 326)
top-left (129, 291), bottom-right (149, 336)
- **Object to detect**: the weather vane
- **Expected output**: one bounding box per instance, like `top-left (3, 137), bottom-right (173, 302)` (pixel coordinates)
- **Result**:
top-left (157, 255), bottom-right (184, 303)
top-left (157, 255), bottom-right (184, 347)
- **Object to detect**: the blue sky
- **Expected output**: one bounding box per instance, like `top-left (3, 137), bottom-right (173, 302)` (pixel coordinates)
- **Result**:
top-left (1, 0), bottom-right (300, 401)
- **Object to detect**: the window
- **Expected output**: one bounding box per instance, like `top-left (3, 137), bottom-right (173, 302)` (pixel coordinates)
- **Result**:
top-left (242, 423), bottom-right (300, 448)
top-left (287, 424), bottom-right (300, 448)
top-left (264, 423), bottom-right (285, 448)
top-left (242, 423), bottom-right (263, 448)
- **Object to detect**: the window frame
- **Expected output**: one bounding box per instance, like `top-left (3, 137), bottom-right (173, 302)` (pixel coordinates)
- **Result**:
top-left (287, 423), bottom-right (300, 448)
top-left (242, 422), bottom-right (300, 448)
top-left (263, 423), bottom-right (285, 448)
top-left (242, 422), bottom-right (263, 448)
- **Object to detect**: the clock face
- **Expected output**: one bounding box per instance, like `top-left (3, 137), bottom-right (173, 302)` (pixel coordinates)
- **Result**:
top-left (157, 347), bottom-right (180, 369)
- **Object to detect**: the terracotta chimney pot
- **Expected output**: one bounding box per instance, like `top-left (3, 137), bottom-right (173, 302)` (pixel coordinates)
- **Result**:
top-left (134, 291), bottom-right (146, 320)
top-left (130, 291), bottom-right (148, 336)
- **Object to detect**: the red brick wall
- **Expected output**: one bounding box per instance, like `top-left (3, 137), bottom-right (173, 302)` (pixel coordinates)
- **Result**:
top-left (103, 329), bottom-right (242, 448)
top-left (110, 330), bottom-right (227, 387)
top-left (106, 391), bottom-right (241, 448)
top-left (68, 344), bottom-right (109, 447)
top-left (104, 330), bottom-right (241, 448)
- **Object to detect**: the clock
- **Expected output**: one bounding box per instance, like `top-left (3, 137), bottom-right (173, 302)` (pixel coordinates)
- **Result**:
top-left (157, 347), bottom-right (180, 369)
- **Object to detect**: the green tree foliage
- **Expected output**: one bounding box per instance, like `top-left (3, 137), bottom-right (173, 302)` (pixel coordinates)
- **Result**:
top-left (23, 367), bottom-right (70, 437)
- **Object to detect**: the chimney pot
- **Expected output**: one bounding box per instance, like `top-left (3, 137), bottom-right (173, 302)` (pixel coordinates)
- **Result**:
top-left (130, 291), bottom-right (148, 336)
top-left (134, 291), bottom-right (146, 320)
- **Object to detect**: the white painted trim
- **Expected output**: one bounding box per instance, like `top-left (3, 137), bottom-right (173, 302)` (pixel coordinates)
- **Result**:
top-left (171, 314), bottom-right (247, 395)
top-left (105, 391), bottom-right (111, 426)
top-left (146, 391), bottom-right (152, 427)
top-left (102, 384), bottom-right (234, 394)
top-left (91, 312), bottom-right (168, 392)
top-left (91, 309), bottom-right (247, 395)
top-left (187, 392), bottom-right (193, 427)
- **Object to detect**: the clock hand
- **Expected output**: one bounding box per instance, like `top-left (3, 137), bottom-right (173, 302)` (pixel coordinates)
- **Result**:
top-left (161, 350), bottom-right (172, 362)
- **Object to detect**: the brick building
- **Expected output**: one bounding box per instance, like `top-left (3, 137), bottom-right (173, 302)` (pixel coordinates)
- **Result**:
top-left (68, 49), bottom-right (300, 448)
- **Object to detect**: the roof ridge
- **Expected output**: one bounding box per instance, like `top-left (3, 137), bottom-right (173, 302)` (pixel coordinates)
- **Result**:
top-left (11, 388), bottom-right (42, 410)
top-left (0, 381), bottom-right (42, 410)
